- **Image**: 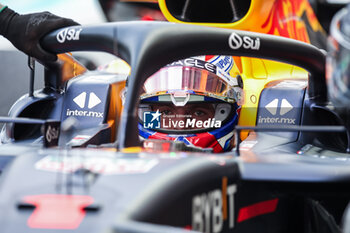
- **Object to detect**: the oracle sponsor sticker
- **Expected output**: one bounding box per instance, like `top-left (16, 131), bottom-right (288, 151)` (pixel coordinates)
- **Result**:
top-left (35, 155), bottom-right (158, 175)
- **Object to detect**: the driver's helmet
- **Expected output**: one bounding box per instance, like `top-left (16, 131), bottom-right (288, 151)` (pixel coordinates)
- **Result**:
top-left (327, 3), bottom-right (350, 110)
top-left (138, 56), bottom-right (242, 153)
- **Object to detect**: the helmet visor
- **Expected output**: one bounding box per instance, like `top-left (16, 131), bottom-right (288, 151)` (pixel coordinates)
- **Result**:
top-left (141, 65), bottom-right (237, 102)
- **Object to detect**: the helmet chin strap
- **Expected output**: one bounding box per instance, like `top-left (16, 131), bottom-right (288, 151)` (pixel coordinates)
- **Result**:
top-left (170, 92), bottom-right (190, 106)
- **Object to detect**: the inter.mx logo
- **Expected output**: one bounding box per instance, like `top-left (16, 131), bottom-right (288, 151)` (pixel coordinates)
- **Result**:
top-left (265, 98), bottom-right (293, 116)
top-left (66, 92), bottom-right (104, 118)
top-left (258, 98), bottom-right (296, 124)
top-left (73, 92), bottom-right (101, 109)
top-left (144, 110), bottom-right (161, 129)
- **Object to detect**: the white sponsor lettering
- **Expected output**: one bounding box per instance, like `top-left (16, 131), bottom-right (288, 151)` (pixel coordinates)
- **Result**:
top-left (258, 116), bottom-right (296, 124)
top-left (229, 32), bottom-right (260, 50)
top-left (227, 185), bottom-right (237, 228)
top-left (192, 184), bottom-right (237, 233)
top-left (168, 58), bottom-right (216, 74)
top-left (212, 190), bottom-right (223, 233)
top-left (46, 125), bottom-right (59, 143)
top-left (57, 28), bottom-right (82, 43)
top-left (68, 92), bottom-right (104, 118)
top-left (243, 36), bottom-right (260, 49)
top-left (66, 109), bottom-right (104, 118)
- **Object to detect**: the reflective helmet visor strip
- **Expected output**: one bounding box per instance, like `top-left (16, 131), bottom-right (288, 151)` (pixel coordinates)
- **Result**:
top-left (141, 58), bottom-right (239, 103)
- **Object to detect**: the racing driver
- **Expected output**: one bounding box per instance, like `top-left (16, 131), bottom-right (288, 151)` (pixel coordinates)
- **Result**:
top-left (138, 56), bottom-right (242, 153)
top-left (0, 3), bottom-right (78, 61)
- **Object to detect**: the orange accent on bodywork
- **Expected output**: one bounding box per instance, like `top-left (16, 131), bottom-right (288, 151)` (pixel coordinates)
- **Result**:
top-left (107, 80), bottom-right (126, 142)
top-left (57, 54), bottom-right (87, 83)
top-left (261, 0), bottom-right (325, 43)
top-left (233, 56), bottom-right (243, 74)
